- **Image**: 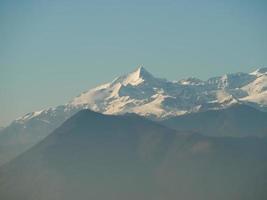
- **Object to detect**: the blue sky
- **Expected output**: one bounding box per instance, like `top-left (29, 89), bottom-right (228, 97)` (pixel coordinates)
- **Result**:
top-left (0, 0), bottom-right (267, 126)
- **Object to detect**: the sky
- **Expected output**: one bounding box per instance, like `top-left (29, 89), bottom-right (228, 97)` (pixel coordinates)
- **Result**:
top-left (0, 0), bottom-right (267, 126)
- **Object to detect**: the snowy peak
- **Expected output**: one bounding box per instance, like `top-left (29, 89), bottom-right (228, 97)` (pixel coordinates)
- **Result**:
top-left (217, 72), bottom-right (255, 89)
top-left (135, 66), bottom-right (153, 79)
top-left (115, 66), bottom-right (155, 86)
top-left (250, 67), bottom-right (267, 76)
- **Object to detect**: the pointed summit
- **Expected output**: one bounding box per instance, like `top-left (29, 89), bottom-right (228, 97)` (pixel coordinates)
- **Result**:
top-left (117, 65), bottom-right (155, 86)
top-left (134, 65), bottom-right (154, 78)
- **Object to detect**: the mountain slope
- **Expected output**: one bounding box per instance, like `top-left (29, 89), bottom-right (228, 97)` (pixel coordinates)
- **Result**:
top-left (0, 106), bottom-right (80, 166)
top-left (0, 110), bottom-right (267, 200)
top-left (161, 104), bottom-right (267, 137)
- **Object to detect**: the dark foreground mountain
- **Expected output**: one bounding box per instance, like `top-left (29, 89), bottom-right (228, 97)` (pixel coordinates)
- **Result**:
top-left (161, 104), bottom-right (267, 137)
top-left (0, 110), bottom-right (267, 200)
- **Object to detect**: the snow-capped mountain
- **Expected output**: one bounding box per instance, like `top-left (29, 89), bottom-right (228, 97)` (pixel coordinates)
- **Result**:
top-left (12, 66), bottom-right (267, 122)
top-left (0, 66), bottom-right (267, 166)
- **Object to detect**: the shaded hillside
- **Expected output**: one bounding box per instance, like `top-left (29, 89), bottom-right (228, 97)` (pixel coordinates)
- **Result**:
top-left (161, 104), bottom-right (267, 137)
top-left (0, 110), bottom-right (266, 200)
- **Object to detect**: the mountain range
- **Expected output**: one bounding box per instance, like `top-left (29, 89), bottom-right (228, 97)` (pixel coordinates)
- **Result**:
top-left (1, 109), bottom-right (266, 200)
top-left (12, 66), bottom-right (267, 122)
top-left (0, 66), bottom-right (267, 166)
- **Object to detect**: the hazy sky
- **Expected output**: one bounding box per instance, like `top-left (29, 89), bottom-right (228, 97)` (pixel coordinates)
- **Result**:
top-left (0, 0), bottom-right (267, 126)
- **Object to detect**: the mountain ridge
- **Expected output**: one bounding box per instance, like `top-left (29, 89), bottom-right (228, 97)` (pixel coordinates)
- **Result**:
top-left (7, 66), bottom-right (267, 126)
